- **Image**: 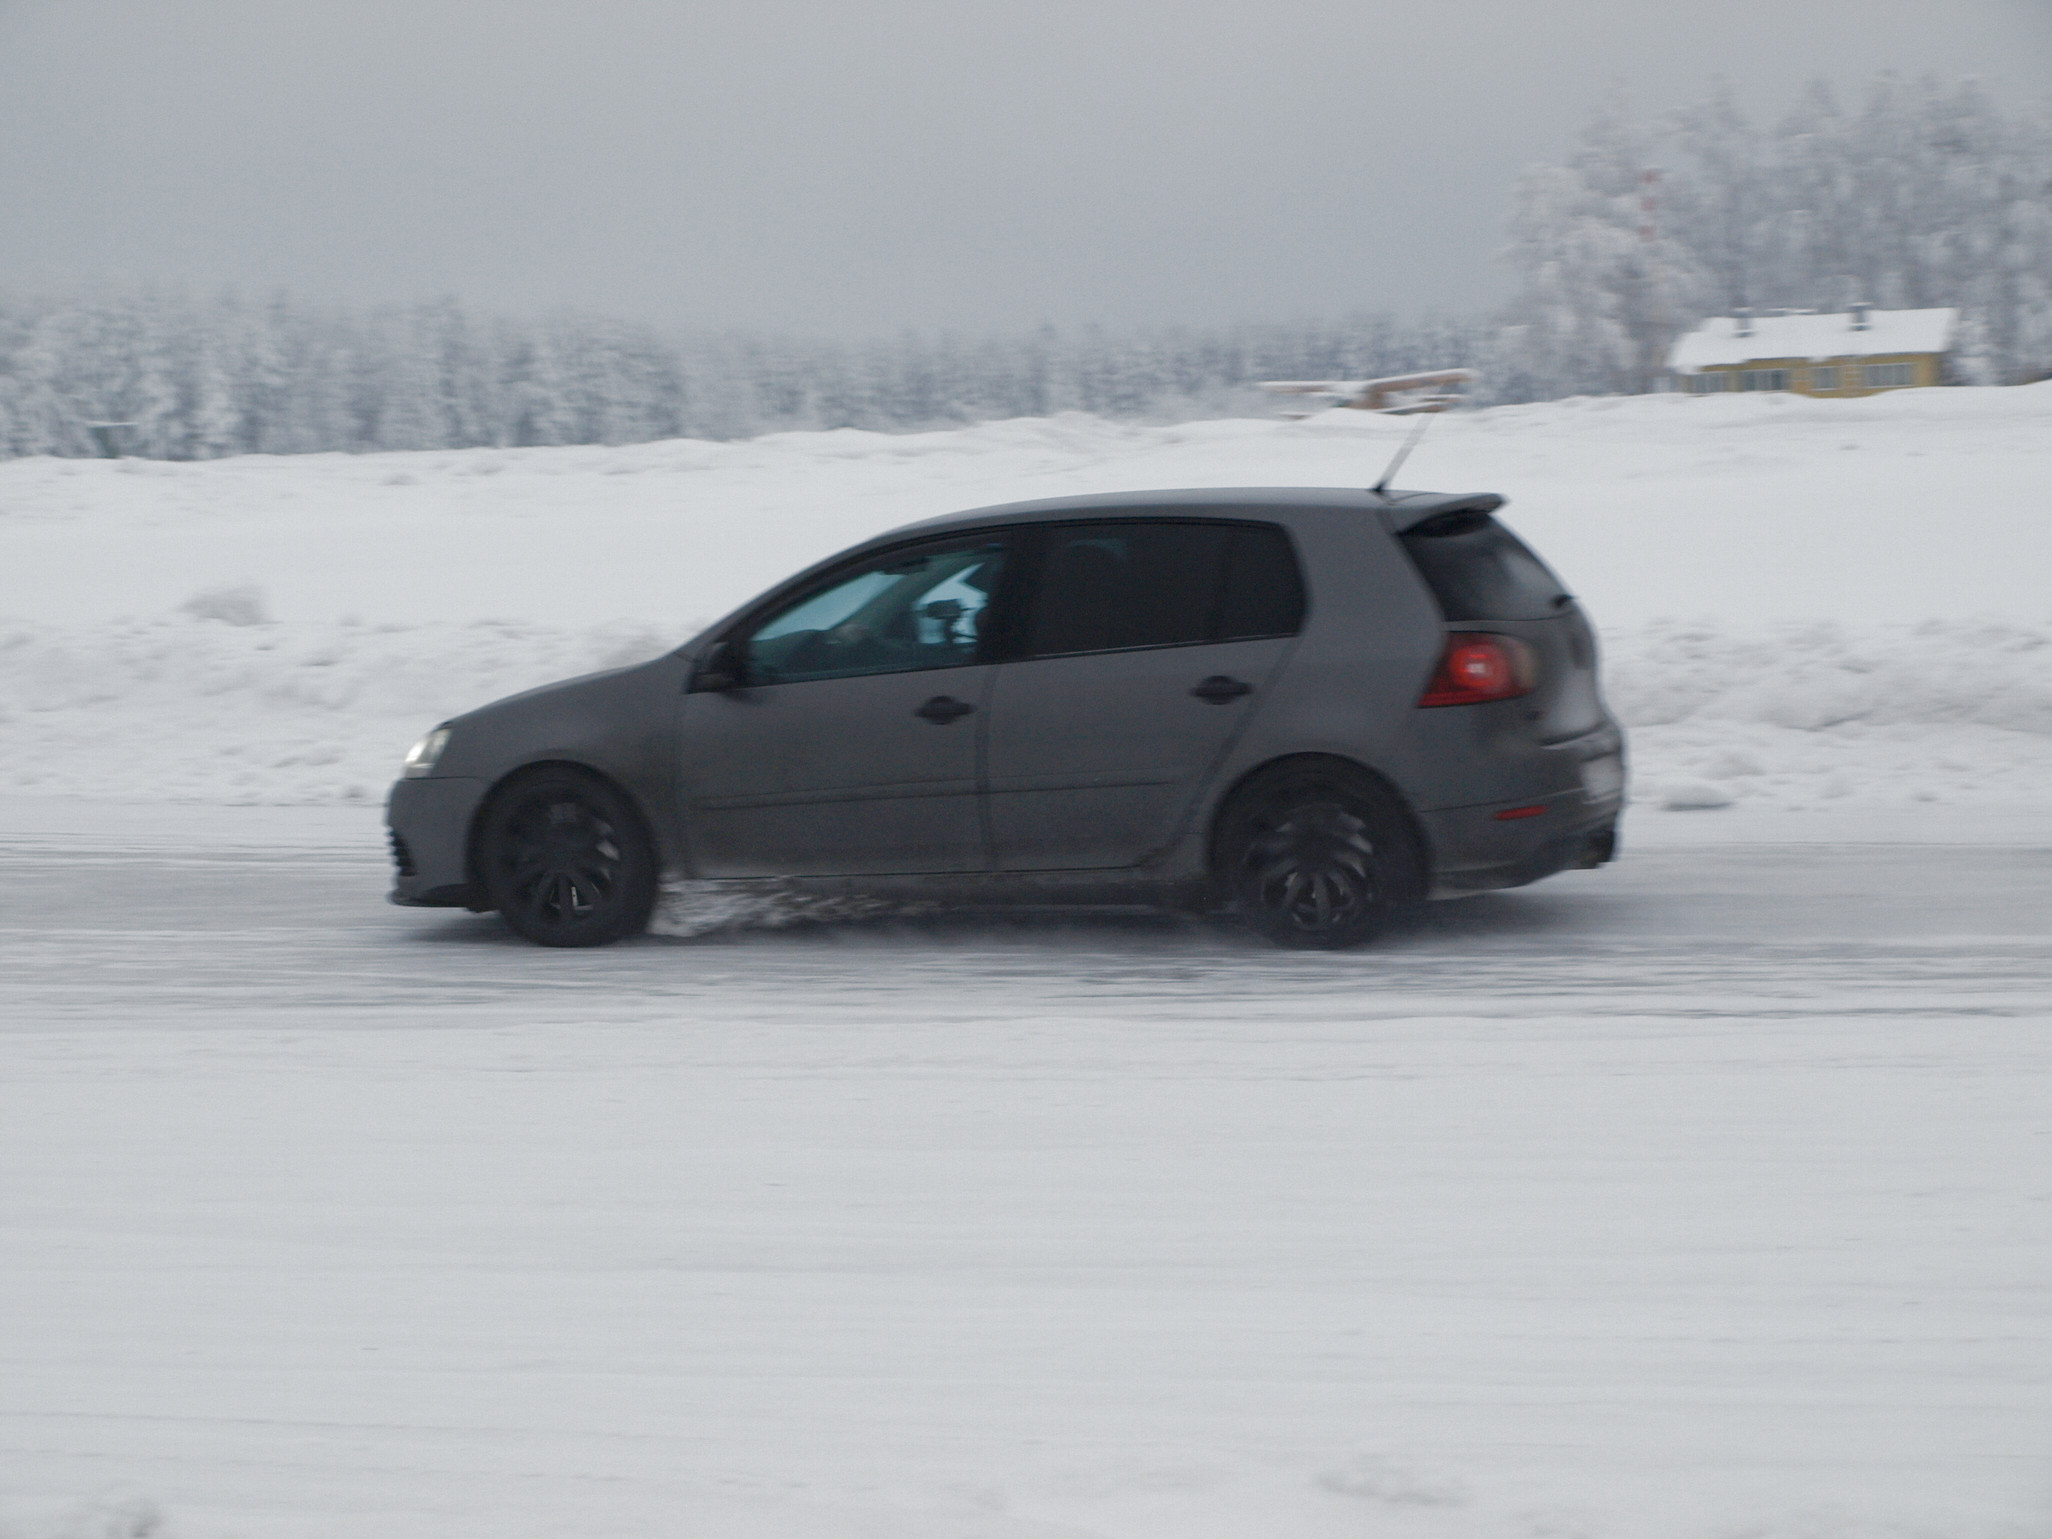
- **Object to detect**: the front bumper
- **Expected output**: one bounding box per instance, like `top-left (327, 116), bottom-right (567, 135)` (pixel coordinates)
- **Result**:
top-left (385, 776), bottom-right (487, 907)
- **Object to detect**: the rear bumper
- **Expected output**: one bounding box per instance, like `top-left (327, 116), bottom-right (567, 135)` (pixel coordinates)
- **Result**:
top-left (1421, 794), bottom-right (1619, 896)
top-left (1417, 728), bottom-right (1625, 897)
top-left (385, 776), bottom-right (487, 908)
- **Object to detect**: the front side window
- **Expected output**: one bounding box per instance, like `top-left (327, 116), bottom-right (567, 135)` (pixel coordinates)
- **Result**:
top-left (741, 535), bottom-right (1009, 684)
top-left (1864, 361), bottom-right (1915, 388)
top-left (1810, 365), bottom-right (1839, 390)
top-left (1023, 520), bottom-right (1305, 659)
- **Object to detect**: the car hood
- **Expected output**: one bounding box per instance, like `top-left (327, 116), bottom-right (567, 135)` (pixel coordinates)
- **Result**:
top-left (453, 660), bottom-right (663, 726)
top-left (421, 650), bottom-right (688, 790)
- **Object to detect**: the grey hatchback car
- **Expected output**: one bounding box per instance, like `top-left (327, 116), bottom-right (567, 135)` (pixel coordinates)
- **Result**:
top-left (386, 487), bottom-right (1624, 948)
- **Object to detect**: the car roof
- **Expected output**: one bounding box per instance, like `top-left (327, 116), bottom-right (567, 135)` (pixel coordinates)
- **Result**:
top-left (879, 486), bottom-right (1507, 541)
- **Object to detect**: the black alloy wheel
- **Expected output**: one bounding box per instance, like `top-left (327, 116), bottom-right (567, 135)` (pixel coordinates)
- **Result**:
top-left (1219, 764), bottom-right (1420, 949)
top-left (480, 769), bottom-right (657, 947)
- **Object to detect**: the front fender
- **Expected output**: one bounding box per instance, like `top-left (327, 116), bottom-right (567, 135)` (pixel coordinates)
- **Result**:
top-left (428, 652), bottom-right (693, 878)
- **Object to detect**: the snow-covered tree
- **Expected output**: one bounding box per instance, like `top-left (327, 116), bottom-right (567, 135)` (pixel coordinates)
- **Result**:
top-left (1496, 74), bottom-right (2052, 398)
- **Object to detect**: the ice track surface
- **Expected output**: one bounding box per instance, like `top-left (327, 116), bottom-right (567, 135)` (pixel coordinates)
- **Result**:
top-left (4, 809), bottom-right (2052, 1539)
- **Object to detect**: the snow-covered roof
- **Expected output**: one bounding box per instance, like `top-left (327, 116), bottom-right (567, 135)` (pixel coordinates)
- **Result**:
top-left (1667, 308), bottom-right (1957, 372)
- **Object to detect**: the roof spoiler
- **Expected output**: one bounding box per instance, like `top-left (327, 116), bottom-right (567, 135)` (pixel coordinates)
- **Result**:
top-left (1378, 492), bottom-right (1506, 534)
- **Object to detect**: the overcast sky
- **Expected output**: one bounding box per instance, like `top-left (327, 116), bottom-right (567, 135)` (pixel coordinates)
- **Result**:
top-left (1, 0), bottom-right (2046, 336)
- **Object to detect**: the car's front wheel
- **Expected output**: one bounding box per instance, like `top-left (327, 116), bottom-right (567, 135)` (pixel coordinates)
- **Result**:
top-left (478, 768), bottom-right (657, 947)
top-left (1217, 762), bottom-right (1422, 949)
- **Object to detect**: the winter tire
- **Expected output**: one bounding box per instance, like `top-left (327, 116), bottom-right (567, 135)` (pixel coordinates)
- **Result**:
top-left (1217, 762), bottom-right (1421, 950)
top-left (479, 768), bottom-right (657, 947)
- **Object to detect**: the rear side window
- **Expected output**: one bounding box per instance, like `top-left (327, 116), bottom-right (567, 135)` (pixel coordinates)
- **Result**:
top-left (1399, 513), bottom-right (1569, 622)
top-left (1215, 524), bottom-right (1308, 640)
top-left (1024, 520), bottom-right (1305, 658)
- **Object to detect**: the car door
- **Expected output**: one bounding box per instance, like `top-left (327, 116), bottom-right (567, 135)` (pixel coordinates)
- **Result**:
top-left (983, 519), bottom-right (1306, 871)
top-left (678, 531), bottom-right (1014, 878)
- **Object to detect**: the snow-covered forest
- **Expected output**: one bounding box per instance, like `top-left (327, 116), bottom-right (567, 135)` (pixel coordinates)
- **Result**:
top-left (0, 296), bottom-right (1484, 459)
top-left (1, 73), bottom-right (2045, 460)
top-left (1497, 74), bottom-right (2052, 398)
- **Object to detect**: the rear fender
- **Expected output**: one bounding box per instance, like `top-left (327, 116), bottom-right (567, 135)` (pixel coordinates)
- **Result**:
top-left (1206, 752), bottom-right (1431, 901)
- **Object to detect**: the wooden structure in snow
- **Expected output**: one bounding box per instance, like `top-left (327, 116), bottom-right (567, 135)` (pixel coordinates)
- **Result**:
top-left (1258, 368), bottom-right (1476, 417)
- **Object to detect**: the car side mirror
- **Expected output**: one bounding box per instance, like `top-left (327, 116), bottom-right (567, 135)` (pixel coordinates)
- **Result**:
top-left (690, 640), bottom-right (742, 693)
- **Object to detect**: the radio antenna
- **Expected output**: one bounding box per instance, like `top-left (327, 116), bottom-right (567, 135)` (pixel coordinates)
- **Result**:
top-left (1371, 410), bottom-right (1437, 495)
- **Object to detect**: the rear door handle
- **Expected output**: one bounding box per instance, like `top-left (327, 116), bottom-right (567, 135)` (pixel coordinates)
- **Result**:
top-left (914, 695), bottom-right (975, 724)
top-left (1191, 675), bottom-right (1253, 704)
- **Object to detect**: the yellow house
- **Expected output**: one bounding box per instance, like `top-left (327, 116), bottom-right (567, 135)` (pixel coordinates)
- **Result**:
top-left (1667, 306), bottom-right (1957, 397)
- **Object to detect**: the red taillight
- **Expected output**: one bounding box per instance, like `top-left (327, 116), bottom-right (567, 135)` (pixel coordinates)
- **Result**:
top-left (1418, 633), bottom-right (1537, 707)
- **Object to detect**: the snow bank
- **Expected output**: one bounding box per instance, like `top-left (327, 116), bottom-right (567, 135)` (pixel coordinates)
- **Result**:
top-left (3, 607), bottom-right (2048, 813)
top-left (1610, 618), bottom-right (2052, 735)
top-left (0, 611), bottom-right (680, 804)
top-left (1609, 618), bottom-right (2052, 812)
top-left (4, 386), bottom-right (2050, 812)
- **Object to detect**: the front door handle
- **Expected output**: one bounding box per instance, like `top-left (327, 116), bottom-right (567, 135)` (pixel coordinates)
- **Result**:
top-left (914, 695), bottom-right (975, 724)
top-left (1191, 675), bottom-right (1253, 705)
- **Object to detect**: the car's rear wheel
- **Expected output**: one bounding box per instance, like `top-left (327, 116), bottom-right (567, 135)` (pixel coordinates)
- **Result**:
top-left (1217, 763), bottom-right (1421, 949)
top-left (479, 768), bottom-right (657, 947)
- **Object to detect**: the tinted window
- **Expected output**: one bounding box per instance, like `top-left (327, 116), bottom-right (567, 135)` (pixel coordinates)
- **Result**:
top-left (1216, 524), bottom-right (1307, 641)
top-left (743, 536), bottom-right (1008, 683)
top-left (1399, 514), bottom-right (1569, 622)
top-left (1024, 520), bottom-right (1304, 658)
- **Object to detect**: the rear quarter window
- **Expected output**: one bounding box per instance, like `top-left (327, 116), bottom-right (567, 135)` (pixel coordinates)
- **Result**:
top-left (1398, 513), bottom-right (1570, 622)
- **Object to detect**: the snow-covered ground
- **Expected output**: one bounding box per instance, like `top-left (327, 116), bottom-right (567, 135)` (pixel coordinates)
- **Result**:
top-left (4, 829), bottom-right (2050, 1539)
top-left (9, 384), bottom-right (2052, 632)
top-left (4, 386), bottom-right (2052, 1539)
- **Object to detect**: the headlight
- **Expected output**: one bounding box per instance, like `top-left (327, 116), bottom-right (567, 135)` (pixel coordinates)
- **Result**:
top-left (401, 726), bottom-right (452, 779)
